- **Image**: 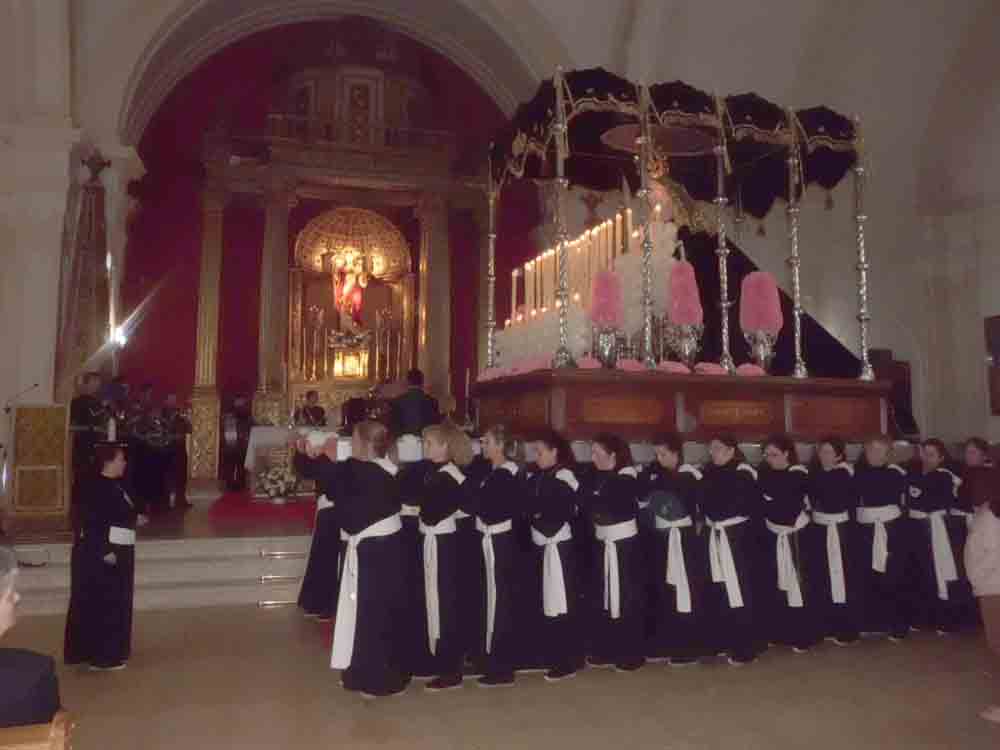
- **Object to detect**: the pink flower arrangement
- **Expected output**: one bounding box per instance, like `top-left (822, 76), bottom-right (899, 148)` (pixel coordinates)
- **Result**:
top-left (616, 358), bottom-right (645, 372)
top-left (736, 363), bottom-right (767, 377)
top-left (739, 271), bottom-right (783, 336)
top-left (589, 270), bottom-right (624, 329)
top-left (669, 262), bottom-right (703, 327)
top-left (577, 356), bottom-right (603, 369)
top-left (658, 361), bottom-right (691, 374)
top-left (695, 362), bottom-right (730, 376)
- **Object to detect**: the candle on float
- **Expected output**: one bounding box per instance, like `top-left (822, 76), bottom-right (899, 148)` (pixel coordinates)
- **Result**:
top-left (626, 208), bottom-right (633, 254)
top-left (550, 248), bottom-right (558, 310)
top-left (511, 269), bottom-right (517, 325)
top-left (613, 213), bottom-right (621, 263)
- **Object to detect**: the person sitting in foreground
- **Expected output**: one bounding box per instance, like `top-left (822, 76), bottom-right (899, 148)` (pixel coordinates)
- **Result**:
top-left (0, 546), bottom-right (61, 727)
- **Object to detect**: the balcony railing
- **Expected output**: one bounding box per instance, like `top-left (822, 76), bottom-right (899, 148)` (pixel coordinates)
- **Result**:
top-left (264, 113), bottom-right (456, 153)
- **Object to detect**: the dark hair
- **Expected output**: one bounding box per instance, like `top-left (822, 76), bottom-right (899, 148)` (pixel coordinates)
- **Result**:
top-left (306, 390), bottom-right (319, 400)
top-left (965, 437), bottom-right (991, 461)
top-left (484, 423), bottom-right (520, 461)
top-left (534, 429), bottom-right (575, 468)
top-left (593, 432), bottom-right (632, 471)
top-left (921, 438), bottom-right (948, 460)
top-left (965, 466), bottom-right (1000, 514)
top-left (94, 444), bottom-right (125, 468)
top-left (651, 432), bottom-right (683, 457)
top-left (816, 436), bottom-right (846, 462)
top-left (406, 368), bottom-right (424, 387)
top-left (709, 434), bottom-right (746, 464)
top-left (356, 420), bottom-right (390, 458)
top-left (764, 434), bottom-right (800, 465)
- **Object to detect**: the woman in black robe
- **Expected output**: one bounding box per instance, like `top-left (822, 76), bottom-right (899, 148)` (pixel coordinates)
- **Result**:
top-left (470, 424), bottom-right (523, 686)
top-left (295, 421), bottom-right (408, 698)
top-left (524, 430), bottom-right (584, 682)
top-left (65, 442), bottom-right (142, 670)
top-left (804, 436), bottom-right (862, 645)
top-left (293, 435), bottom-right (342, 621)
top-left (950, 437), bottom-right (992, 629)
top-left (419, 423), bottom-right (474, 692)
top-left (458, 452), bottom-right (490, 671)
top-left (905, 439), bottom-right (962, 634)
top-left (853, 436), bottom-right (909, 640)
top-left (396, 457), bottom-right (437, 678)
top-left (700, 435), bottom-right (764, 665)
top-left (579, 433), bottom-right (646, 672)
top-left (641, 433), bottom-right (709, 664)
top-left (758, 435), bottom-right (821, 652)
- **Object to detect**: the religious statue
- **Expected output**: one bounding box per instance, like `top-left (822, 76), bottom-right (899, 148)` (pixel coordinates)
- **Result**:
top-left (331, 251), bottom-right (369, 328)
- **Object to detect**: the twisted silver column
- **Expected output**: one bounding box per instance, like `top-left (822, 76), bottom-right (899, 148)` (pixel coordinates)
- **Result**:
top-left (787, 149), bottom-right (808, 378)
top-left (638, 84), bottom-right (655, 368)
top-left (853, 146), bottom-right (875, 381)
top-left (486, 187), bottom-right (497, 368)
top-left (714, 144), bottom-right (734, 372)
top-left (552, 69), bottom-right (573, 368)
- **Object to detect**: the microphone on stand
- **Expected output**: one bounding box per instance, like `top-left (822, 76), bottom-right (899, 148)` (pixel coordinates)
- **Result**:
top-left (3, 383), bottom-right (40, 414)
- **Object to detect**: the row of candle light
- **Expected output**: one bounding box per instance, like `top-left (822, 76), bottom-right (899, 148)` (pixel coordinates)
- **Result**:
top-left (506, 204), bottom-right (664, 328)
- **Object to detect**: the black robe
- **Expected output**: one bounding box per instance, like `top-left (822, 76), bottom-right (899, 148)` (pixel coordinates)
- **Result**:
top-left (579, 467), bottom-right (645, 667)
top-left (64, 475), bottom-right (137, 667)
top-left (639, 463), bottom-right (709, 659)
top-left (0, 649), bottom-right (60, 728)
top-left (804, 463), bottom-right (862, 641)
top-left (314, 457), bottom-right (406, 695)
top-left (458, 456), bottom-right (490, 666)
top-left (293, 452), bottom-right (342, 618)
top-left (758, 464), bottom-right (820, 649)
top-left (69, 394), bottom-right (105, 529)
top-left (469, 461), bottom-right (523, 676)
top-left (854, 463), bottom-right (909, 636)
top-left (524, 464), bottom-right (584, 672)
top-left (418, 462), bottom-right (467, 678)
top-left (948, 466), bottom-right (980, 628)
top-left (387, 460), bottom-right (434, 677)
top-left (699, 460), bottom-right (764, 661)
top-left (905, 467), bottom-right (961, 631)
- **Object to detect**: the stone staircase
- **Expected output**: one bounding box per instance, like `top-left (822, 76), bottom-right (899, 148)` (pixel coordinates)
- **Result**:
top-left (12, 535), bottom-right (310, 616)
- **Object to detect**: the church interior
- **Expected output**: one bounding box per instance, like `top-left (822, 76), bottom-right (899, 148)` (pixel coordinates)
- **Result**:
top-left (2, 0), bottom-right (1000, 748)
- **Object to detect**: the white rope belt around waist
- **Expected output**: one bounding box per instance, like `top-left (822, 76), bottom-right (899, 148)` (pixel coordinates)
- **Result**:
top-left (857, 505), bottom-right (902, 573)
top-left (707, 516), bottom-right (749, 609)
top-left (909, 509), bottom-right (958, 600)
top-left (400, 504), bottom-right (420, 517)
top-left (766, 512), bottom-right (811, 608)
top-left (419, 514), bottom-right (459, 655)
top-left (949, 508), bottom-right (974, 530)
top-left (330, 514), bottom-right (403, 669)
top-left (108, 526), bottom-right (136, 546)
top-left (812, 511), bottom-right (850, 604)
top-left (594, 519), bottom-right (639, 620)
top-left (531, 523), bottom-right (573, 617)
top-left (654, 516), bottom-right (694, 614)
top-left (476, 518), bottom-right (514, 654)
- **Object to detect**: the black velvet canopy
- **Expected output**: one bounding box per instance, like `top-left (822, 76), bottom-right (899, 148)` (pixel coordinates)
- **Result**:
top-left (490, 67), bottom-right (859, 220)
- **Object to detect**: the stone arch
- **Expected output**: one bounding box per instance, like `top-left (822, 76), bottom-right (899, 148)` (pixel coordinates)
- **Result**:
top-left (117, 0), bottom-right (569, 146)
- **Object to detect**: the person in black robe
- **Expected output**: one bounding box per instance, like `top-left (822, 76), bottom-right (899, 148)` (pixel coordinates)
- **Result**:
top-left (0, 546), bottom-right (61, 728)
top-left (641, 433), bottom-right (709, 664)
top-left (396, 458), bottom-right (436, 678)
top-left (292, 436), bottom-right (343, 622)
top-left (853, 436), bottom-right (909, 640)
top-left (468, 425), bottom-right (523, 687)
top-left (294, 390), bottom-right (327, 427)
top-left (458, 451), bottom-right (490, 671)
top-left (419, 423), bottom-right (474, 691)
top-left (524, 430), bottom-right (584, 682)
top-left (950, 437), bottom-right (992, 629)
top-left (579, 433), bottom-right (646, 672)
top-left (700, 435), bottom-right (764, 665)
top-left (758, 435), bottom-right (821, 652)
top-left (390, 369), bottom-right (441, 436)
top-left (162, 395), bottom-right (192, 509)
top-left (64, 442), bottom-right (142, 670)
top-left (905, 439), bottom-right (962, 634)
top-left (298, 421), bottom-right (408, 698)
top-left (804, 437), bottom-right (862, 645)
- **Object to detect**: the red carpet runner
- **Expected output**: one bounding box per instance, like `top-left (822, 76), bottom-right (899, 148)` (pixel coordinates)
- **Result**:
top-left (208, 493), bottom-right (318, 530)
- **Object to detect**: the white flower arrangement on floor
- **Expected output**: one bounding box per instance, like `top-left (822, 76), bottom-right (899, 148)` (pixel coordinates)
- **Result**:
top-left (259, 465), bottom-right (298, 500)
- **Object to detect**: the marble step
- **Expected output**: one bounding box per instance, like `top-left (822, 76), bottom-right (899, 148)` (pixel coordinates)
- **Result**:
top-left (13, 535), bottom-right (311, 616)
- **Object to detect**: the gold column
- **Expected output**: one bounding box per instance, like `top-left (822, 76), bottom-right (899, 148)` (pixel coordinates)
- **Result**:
top-left (400, 271), bottom-right (416, 376)
top-left (289, 266), bottom-right (304, 381)
top-left (253, 181), bottom-right (295, 426)
top-left (190, 185), bottom-right (227, 480)
top-left (416, 193), bottom-right (450, 398)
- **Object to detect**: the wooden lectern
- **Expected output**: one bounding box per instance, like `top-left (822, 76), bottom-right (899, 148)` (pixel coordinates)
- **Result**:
top-left (1, 405), bottom-right (70, 533)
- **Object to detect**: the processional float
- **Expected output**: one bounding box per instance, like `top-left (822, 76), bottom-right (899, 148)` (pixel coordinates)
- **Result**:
top-left (481, 68), bottom-right (874, 382)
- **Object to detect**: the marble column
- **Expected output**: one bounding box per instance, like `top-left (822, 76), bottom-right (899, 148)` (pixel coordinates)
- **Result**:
top-left (189, 184), bottom-right (228, 480)
top-left (417, 193), bottom-right (451, 400)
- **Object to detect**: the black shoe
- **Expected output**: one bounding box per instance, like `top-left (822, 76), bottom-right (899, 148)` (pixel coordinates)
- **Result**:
top-left (477, 673), bottom-right (515, 688)
top-left (543, 666), bottom-right (577, 683)
top-left (669, 657), bottom-right (699, 667)
top-left (425, 674), bottom-right (463, 692)
top-left (586, 657), bottom-right (614, 669)
top-left (360, 681), bottom-right (407, 700)
top-left (614, 659), bottom-right (644, 673)
top-left (727, 653), bottom-right (755, 667)
top-left (827, 635), bottom-right (858, 647)
top-left (888, 630), bottom-right (908, 643)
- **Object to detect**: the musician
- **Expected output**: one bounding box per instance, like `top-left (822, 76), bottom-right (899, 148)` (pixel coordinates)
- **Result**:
top-left (162, 394), bottom-right (192, 509)
top-left (129, 384), bottom-right (170, 513)
top-left (222, 395), bottom-right (253, 491)
top-left (70, 373), bottom-right (106, 528)
top-left (390, 369), bottom-right (440, 437)
top-left (294, 390), bottom-right (327, 427)
top-left (0, 546), bottom-right (62, 728)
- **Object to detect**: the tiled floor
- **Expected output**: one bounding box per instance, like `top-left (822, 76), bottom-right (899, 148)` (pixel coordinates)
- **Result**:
top-left (6, 606), bottom-right (999, 749)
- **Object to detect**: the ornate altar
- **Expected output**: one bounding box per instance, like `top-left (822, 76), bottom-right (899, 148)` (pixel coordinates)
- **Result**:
top-left (285, 206), bottom-right (415, 419)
